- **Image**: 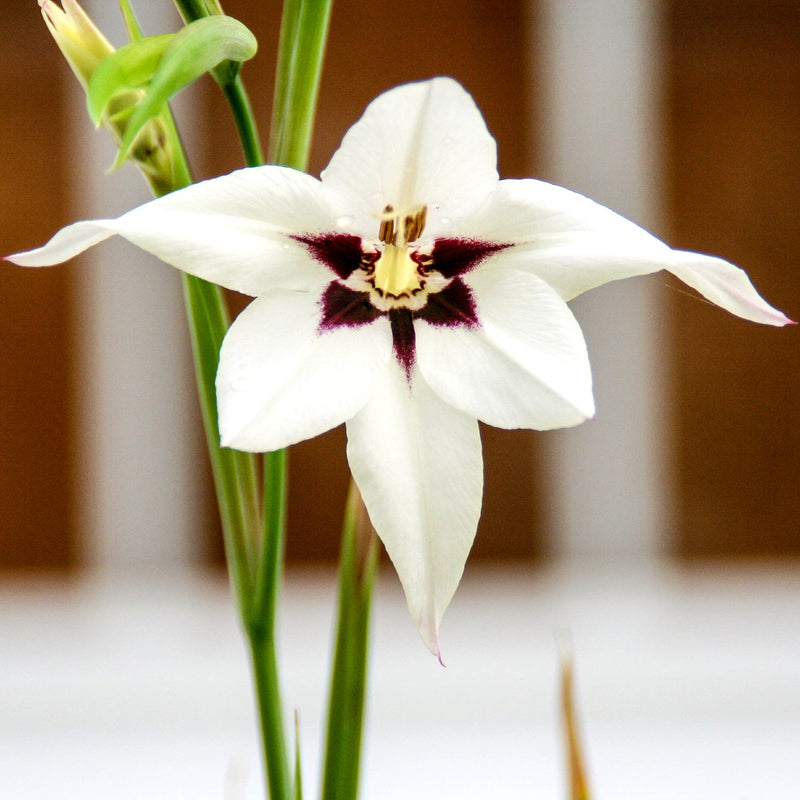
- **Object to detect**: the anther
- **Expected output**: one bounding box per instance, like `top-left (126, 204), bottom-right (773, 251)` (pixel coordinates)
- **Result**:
top-left (379, 205), bottom-right (396, 245)
top-left (405, 205), bottom-right (427, 243)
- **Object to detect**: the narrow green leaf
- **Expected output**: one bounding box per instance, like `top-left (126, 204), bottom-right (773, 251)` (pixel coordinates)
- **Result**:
top-left (110, 16), bottom-right (257, 168)
top-left (269, 0), bottom-right (333, 170)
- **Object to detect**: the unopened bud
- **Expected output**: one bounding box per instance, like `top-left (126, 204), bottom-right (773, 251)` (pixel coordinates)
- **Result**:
top-left (40, 0), bottom-right (177, 191)
top-left (39, 0), bottom-right (114, 88)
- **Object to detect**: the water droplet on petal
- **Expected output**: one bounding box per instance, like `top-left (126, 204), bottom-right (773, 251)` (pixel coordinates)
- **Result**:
top-left (442, 136), bottom-right (454, 145)
top-left (336, 215), bottom-right (355, 229)
top-left (440, 217), bottom-right (451, 226)
top-left (231, 377), bottom-right (250, 392)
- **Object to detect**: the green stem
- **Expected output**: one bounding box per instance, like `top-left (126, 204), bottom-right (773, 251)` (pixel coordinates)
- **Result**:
top-left (222, 75), bottom-right (264, 167)
top-left (171, 0), bottom-right (221, 21)
top-left (169, 6), bottom-right (292, 796)
top-left (247, 624), bottom-right (292, 800)
top-left (174, 5), bottom-right (336, 799)
top-left (252, 448), bottom-right (288, 617)
top-left (181, 273), bottom-right (261, 605)
top-left (144, 107), bottom-right (263, 614)
top-left (321, 482), bottom-right (379, 800)
top-left (242, 447), bottom-right (291, 800)
top-left (171, 0), bottom-right (264, 169)
top-left (238, 1), bottom-right (336, 796)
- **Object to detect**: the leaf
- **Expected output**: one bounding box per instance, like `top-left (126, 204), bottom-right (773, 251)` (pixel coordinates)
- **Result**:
top-left (87, 33), bottom-right (173, 125)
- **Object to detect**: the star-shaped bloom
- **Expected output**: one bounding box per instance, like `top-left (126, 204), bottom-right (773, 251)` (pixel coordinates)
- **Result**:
top-left (9, 78), bottom-right (791, 655)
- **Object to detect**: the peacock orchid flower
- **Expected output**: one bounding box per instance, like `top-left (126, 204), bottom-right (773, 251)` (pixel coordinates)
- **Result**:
top-left (7, 78), bottom-right (792, 656)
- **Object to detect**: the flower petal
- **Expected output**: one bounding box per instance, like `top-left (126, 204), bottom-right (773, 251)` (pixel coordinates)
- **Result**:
top-left (417, 267), bottom-right (594, 430)
top-left (465, 178), bottom-right (792, 325)
top-left (464, 177), bottom-right (663, 246)
top-left (666, 250), bottom-right (793, 326)
top-left (5, 220), bottom-right (118, 267)
top-left (320, 77), bottom-right (498, 240)
top-left (489, 236), bottom-right (668, 300)
top-left (346, 363), bottom-right (483, 657)
top-left (217, 289), bottom-right (392, 452)
top-left (8, 166), bottom-right (336, 296)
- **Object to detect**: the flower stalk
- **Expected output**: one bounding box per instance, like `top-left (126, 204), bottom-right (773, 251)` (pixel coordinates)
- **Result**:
top-left (322, 482), bottom-right (379, 800)
top-left (171, 0), bottom-right (263, 166)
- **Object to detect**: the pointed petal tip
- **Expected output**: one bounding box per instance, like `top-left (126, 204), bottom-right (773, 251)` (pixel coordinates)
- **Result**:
top-left (425, 633), bottom-right (446, 667)
top-left (416, 610), bottom-right (444, 662)
top-left (667, 253), bottom-right (795, 328)
top-left (4, 253), bottom-right (33, 267)
top-left (758, 306), bottom-right (795, 327)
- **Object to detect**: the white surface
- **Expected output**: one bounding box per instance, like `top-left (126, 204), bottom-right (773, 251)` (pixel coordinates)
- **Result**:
top-left (3, 563), bottom-right (800, 799)
top-left (535, 0), bottom-right (669, 558)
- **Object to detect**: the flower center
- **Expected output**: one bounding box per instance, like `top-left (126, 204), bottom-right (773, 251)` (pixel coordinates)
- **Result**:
top-left (371, 204), bottom-right (428, 300)
top-left (293, 225), bottom-right (510, 380)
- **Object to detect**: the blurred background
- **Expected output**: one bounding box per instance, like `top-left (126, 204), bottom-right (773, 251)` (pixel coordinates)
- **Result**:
top-left (1, 0), bottom-right (797, 573)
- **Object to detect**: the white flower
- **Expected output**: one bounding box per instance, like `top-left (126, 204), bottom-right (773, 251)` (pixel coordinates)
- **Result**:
top-left (8, 78), bottom-right (791, 655)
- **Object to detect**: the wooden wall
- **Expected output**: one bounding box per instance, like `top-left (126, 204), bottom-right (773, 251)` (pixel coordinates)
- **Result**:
top-left (665, 0), bottom-right (800, 556)
top-left (2, 0), bottom-right (797, 569)
top-left (0, 7), bottom-right (75, 568)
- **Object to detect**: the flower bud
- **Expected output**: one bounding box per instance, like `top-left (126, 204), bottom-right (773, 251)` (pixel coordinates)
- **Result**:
top-left (39, 0), bottom-right (114, 88)
top-left (40, 0), bottom-right (178, 192)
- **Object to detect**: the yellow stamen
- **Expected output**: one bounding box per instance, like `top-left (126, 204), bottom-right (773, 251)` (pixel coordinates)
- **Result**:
top-left (373, 204), bottom-right (427, 298)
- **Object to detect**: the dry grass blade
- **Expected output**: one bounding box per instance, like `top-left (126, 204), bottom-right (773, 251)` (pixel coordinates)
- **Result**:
top-left (560, 644), bottom-right (591, 800)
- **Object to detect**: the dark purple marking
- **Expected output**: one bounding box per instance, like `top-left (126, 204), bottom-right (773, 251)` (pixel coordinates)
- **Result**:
top-left (427, 237), bottom-right (510, 278)
top-left (389, 309), bottom-right (416, 379)
top-left (414, 277), bottom-right (478, 328)
top-left (291, 232), bottom-right (369, 279)
top-left (319, 282), bottom-right (382, 330)
top-left (314, 236), bottom-right (495, 382)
